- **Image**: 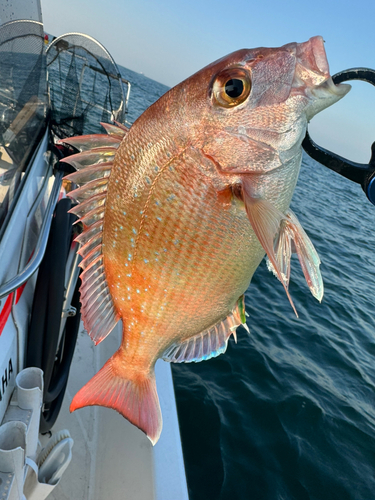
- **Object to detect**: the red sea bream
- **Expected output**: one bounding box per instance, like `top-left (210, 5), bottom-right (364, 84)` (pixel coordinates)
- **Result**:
top-left (61, 36), bottom-right (350, 444)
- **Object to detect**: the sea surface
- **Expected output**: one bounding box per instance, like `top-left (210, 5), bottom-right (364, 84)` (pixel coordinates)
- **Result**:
top-left (172, 157), bottom-right (375, 500)
top-left (86, 63), bottom-right (375, 500)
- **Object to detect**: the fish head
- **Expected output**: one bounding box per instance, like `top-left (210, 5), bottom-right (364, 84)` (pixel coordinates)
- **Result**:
top-left (184, 36), bottom-right (350, 175)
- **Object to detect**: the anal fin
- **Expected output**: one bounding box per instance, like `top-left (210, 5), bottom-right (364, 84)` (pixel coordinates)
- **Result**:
top-left (162, 296), bottom-right (249, 363)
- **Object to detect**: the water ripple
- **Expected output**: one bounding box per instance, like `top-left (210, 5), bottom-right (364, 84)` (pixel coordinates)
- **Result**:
top-left (173, 154), bottom-right (375, 500)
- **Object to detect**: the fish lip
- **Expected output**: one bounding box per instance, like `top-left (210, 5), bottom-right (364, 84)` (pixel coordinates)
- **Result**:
top-left (309, 37), bottom-right (351, 97)
top-left (313, 77), bottom-right (352, 97)
top-left (309, 36), bottom-right (329, 76)
top-left (295, 36), bottom-right (329, 80)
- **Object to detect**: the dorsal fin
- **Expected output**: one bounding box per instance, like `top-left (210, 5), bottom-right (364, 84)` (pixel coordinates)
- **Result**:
top-left (57, 134), bottom-right (123, 151)
top-left (162, 296), bottom-right (249, 363)
top-left (61, 148), bottom-right (117, 171)
top-left (61, 123), bottom-right (126, 345)
top-left (100, 121), bottom-right (129, 137)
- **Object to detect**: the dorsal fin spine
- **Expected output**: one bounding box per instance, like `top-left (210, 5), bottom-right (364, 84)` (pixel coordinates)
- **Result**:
top-left (75, 220), bottom-right (103, 245)
top-left (78, 244), bottom-right (102, 270)
top-left (81, 280), bottom-right (108, 306)
top-left (69, 177), bottom-right (109, 202)
top-left (78, 206), bottom-right (106, 227)
top-left (80, 263), bottom-right (104, 286)
top-left (69, 193), bottom-right (106, 217)
top-left (78, 235), bottom-right (103, 260)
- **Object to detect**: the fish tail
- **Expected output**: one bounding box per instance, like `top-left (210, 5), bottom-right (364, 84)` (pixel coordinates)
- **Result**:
top-left (70, 347), bottom-right (162, 445)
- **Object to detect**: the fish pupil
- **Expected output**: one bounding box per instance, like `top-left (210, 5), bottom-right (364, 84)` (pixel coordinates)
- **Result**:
top-left (225, 79), bottom-right (244, 98)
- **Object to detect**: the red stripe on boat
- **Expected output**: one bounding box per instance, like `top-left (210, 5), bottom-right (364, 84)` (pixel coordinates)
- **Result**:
top-left (0, 293), bottom-right (14, 337)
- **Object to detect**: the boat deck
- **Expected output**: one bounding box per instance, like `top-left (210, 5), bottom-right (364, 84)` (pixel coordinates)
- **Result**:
top-left (48, 322), bottom-right (188, 500)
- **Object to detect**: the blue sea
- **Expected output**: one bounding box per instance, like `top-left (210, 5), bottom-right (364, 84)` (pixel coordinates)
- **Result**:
top-left (116, 66), bottom-right (375, 499)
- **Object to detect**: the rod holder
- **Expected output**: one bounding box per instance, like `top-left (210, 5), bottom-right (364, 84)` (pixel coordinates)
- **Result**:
top-left (0, 421), bottom-right (26, 500)
top-left (14, 368), bottom-right (43, 460)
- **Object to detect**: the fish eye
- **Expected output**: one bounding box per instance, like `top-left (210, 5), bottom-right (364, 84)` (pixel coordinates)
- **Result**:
top-left (212, 68), bottom-right (251, 108)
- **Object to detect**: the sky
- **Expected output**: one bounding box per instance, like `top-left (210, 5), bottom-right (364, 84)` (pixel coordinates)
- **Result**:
top-left (41, 0), bottom-right (375, 164)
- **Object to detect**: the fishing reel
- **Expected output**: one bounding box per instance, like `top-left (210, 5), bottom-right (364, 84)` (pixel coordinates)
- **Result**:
top-left (302, 68), bottom-right (375, 206)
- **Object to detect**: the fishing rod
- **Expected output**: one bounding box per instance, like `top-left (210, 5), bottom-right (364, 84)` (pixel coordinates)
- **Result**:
top-left (302, 68), bottom-right (375, 206)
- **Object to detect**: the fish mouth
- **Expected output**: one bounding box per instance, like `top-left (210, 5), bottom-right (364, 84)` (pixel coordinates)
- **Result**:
top-left (295, 36), bottom-right (351, 98)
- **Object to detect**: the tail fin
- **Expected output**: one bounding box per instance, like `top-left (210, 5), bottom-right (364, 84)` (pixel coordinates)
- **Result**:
top-left (70, 348), bottom-right (162, 445)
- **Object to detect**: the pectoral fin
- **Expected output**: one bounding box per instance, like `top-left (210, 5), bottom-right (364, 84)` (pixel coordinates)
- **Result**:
top-left (272, 210), bottom-right (323, 302)
top-left (241, 180), bottom-right (298, 316)
top-left (241, 176), bottom-right (323, 310)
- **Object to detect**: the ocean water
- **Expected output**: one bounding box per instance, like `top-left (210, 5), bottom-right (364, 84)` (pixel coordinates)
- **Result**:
top-left (172, 156), bottom-right (375, 500)
top-left (103, 65), bottom-right (375, 499)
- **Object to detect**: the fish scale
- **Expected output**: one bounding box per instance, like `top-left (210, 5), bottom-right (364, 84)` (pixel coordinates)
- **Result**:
top-left (105, 154), bottom-right (251, 340)
top-left (61, 36), bottom-right (350, 444)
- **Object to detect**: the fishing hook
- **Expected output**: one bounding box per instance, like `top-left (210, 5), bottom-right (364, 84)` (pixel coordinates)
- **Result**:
top-left (302, 68), bottom-right (375, 206)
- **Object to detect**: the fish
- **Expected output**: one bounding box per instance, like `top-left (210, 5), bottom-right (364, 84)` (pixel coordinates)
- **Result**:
top-left (61, 36), bottom-right (350, 445)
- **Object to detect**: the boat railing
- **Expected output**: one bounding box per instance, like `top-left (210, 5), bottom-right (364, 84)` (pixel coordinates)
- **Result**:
top-left (0, 167), bottom-right (62, 300)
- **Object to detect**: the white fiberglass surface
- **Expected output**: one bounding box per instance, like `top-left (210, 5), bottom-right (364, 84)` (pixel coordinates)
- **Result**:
top-left (47, 321), bottom-right (188, 500)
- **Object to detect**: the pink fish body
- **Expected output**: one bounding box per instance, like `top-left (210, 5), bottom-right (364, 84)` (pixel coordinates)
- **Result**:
top-left (62, 36), bottom-right (350, 444)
